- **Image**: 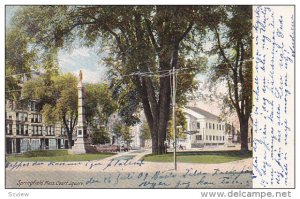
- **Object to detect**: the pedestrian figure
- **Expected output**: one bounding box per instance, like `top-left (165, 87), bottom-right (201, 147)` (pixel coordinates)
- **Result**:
top-left (179, 144), bottom-right (183, 150)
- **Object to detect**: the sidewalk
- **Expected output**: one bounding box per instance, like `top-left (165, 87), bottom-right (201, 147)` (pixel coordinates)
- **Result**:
top-left (6, 148), bottom-right (252, 174)
top-left (6, 149), bottom-right (253, 188)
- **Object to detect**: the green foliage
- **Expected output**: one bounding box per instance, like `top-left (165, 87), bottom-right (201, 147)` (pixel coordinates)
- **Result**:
top-left (53, 73), bottom-right (78, 123)
top-left (23, 150), bottom-right (68, 157)
top-left (5, 27), bottom-right (36, 100)
top-left (204, 6), bottom-right (252, 119)
top-left (91, 126), bottom-right (111, 145)
top-left (22, 72), bottom-right (78, 149)
top-left (167, 108), bottom-right (187, 140)
top-left (140, 121), bottom-right (151, 140)
top-left (7, 153), bottom-right (115, 162)
top-left (10, 5), bottom-right (247, 154)
top-left (85, 83), bottom-right (117, 124)
top-left (113, 123), bottom-right (132, 144)
top-left (205, 6), bottom-right (252, 151)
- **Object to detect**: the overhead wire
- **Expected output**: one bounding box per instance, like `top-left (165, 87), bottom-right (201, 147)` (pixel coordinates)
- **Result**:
top-left (5, 58), bottom-right (253, 93)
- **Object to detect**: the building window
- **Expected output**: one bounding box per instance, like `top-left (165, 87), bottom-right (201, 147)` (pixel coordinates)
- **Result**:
top-left (32, 126), bottom-right (36, 135)
top-left (206, 135), bottom-right (208, 140)
top-left (32, 125), bottom-right (42, 135)
top-left (61, 127), bottom-right (66, 135)
top-left (6, 112), bottom-right (12, 120)
top-left (209, 135), bottom-right (212, 141)
top-left (47, 126), bottom-right (55, 135)
top-left (213, 123), bottom-right (215, 129)
top-left (6, 123), bottom-right (13, 134)
top-left (196, 135), bottom-right (202, 140)
top-left (30, 101), bottom-right (37, 111)
top-left (213, 135), bottom-right (215, 140)
top-left (21, 124), bottom-right (24, 135)
top-left (31, 114), bottom-right (42, 123)
top-left (197, 122), bottom-right (200, 129)
top-left (24, 113), bottom-right (28, 122)
top-left (16, 124), bottom-right (20, 135)
top-left (25, 125), bottom-right (28, 135)
top-left (216, 136), bottom-right (218, 141)
top-left (223, 136), bottom-right (225, 141)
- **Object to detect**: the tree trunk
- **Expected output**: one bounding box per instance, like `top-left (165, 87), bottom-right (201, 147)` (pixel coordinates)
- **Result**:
top-left (240, 118), bottom-right (249, 152)
top-left (67, 132), bottom-right (73, 149)
top-left (157, 76), bottom-right (171, 154)
top-left (151, 133), bottom-right (158, 154)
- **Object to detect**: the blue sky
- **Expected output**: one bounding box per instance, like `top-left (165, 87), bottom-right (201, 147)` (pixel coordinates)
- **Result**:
top-left (6, 6), bottom-right (108, 83)
top-left (57, 47), bottom-right (108, 83)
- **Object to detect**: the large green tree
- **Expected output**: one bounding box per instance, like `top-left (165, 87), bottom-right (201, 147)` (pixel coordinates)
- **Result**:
top-left (12, 6), bottom-right (217, 154)
top-left (208, 6), bottom-right (252, 151)
top-left (91, 126), bottom-right (111, 145)
top-left (22, 73), bottom-right (78, 149)
top-left (113, 123), bottom-right (132, 146)
top-left (5, 27), bottom-right (36, 100)
top-left (84, 83), bottom-right (117, 125)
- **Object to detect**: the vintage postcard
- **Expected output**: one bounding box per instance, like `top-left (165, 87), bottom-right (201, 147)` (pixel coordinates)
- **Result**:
top-left (3, 3), bottom-right (295, 195)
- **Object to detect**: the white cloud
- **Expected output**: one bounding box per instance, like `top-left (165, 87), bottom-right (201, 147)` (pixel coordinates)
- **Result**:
top-left (58, 56), bottom-right (77, 67)
top-left (58, 46), bottom-right (108, 83)
top-left (71, 48), bottom-right (91, 57)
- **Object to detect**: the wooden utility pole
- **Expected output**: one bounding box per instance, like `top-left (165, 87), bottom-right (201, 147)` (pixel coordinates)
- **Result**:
top-left (172, 66), bottom-right (177, 171)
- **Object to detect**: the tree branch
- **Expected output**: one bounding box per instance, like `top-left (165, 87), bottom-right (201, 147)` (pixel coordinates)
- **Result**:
top-left (143, 77), bottom-right (159, 118)
top-left (227, 80), bottom-right (236, 108)
top-left (132, 76), bottom-right (154, 133)
top-left (177, 22), bottom-right (194, 43)
top-left (239, 40), bottom-right (245, 84)
top-left (215, 28), bottom-right (233, 69)
top-left (145, 19), bottom-right (160, 53)
top-left (231, 69), bottom-right (241, 115)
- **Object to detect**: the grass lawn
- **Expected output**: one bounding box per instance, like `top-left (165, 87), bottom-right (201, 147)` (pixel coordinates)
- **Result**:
top-left (142, 150), bottom-right (252, 164)
top-left (6, 150), bottom-right (116, 162)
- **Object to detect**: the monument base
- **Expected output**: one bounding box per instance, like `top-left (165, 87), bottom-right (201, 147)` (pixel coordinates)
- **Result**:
top-left (69, 137), bottom-right (91, 154)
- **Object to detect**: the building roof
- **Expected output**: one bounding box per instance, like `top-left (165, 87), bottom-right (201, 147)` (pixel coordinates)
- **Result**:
top-left (185, 106), bottom-right (220, 120)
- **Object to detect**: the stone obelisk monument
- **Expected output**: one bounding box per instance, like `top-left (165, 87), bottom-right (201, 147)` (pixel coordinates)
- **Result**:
top-left (72, 70), bottom-right (90, 154)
